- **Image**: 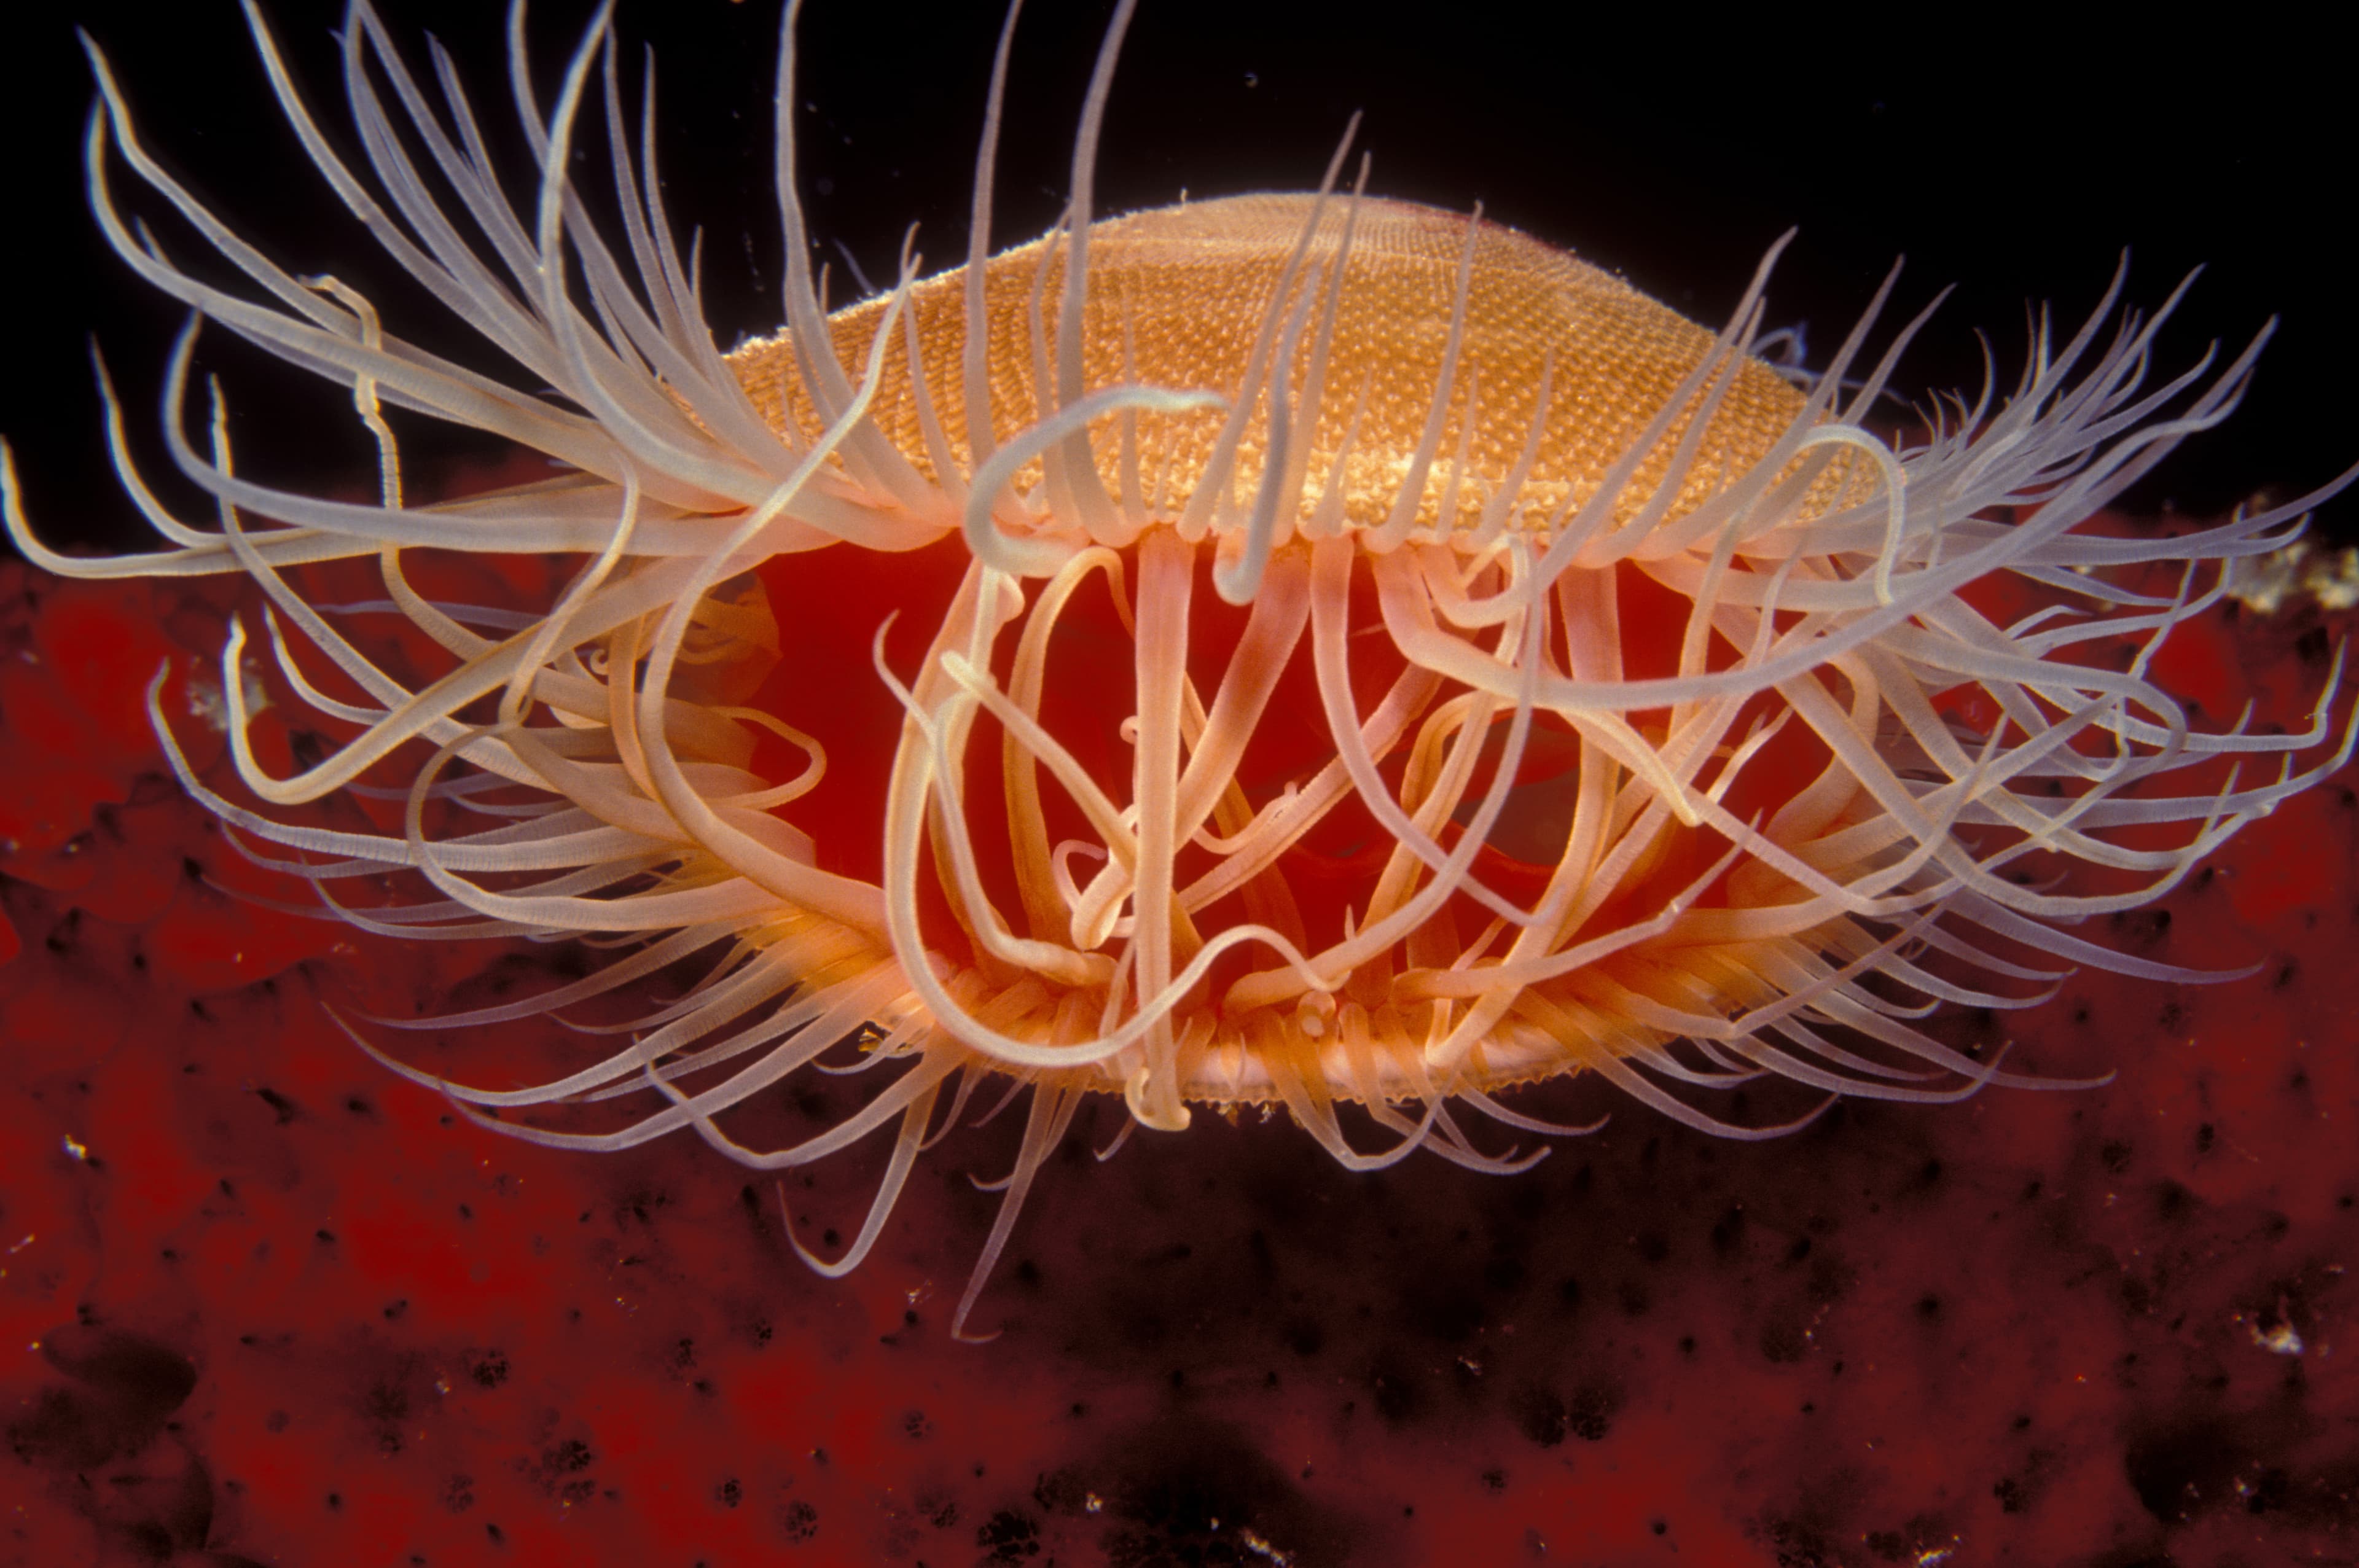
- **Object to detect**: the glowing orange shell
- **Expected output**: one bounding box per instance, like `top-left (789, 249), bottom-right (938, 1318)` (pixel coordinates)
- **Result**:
top-left (740, 193), bottom-right (1850, 536)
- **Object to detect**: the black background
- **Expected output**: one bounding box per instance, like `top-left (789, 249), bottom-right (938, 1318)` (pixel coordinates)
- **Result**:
top-left (6, 2), bottom-right (2351, 557)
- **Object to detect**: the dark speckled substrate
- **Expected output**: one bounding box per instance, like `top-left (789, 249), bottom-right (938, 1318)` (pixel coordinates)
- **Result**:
top-left (4, 545), bottom-right (2355, 1567)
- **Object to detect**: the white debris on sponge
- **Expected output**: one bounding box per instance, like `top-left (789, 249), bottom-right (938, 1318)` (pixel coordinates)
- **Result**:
top-left (2226, 540), bottom-right (2359, 614)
